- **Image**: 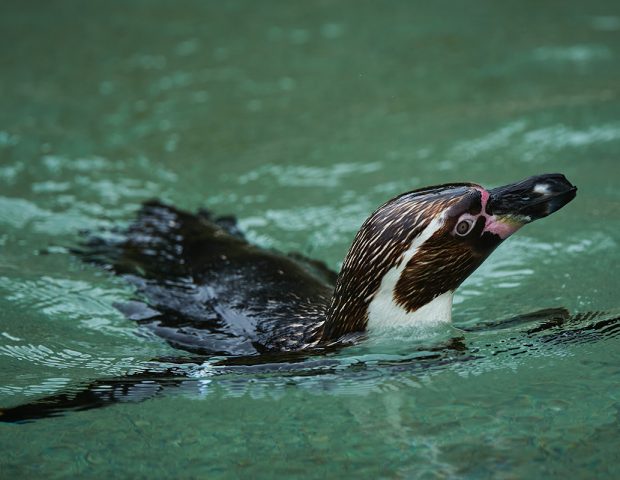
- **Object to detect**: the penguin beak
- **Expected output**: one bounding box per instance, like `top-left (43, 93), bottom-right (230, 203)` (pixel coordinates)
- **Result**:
top-left (484, 173), bottom-right (577, 238)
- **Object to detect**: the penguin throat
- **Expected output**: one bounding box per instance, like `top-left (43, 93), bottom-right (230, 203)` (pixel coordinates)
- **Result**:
top-left (367, 290), bottom-right (454, 331)
top-left (322, 199), bottom-right (464, 341)
top-left (365, 214), bottom-right (454, 331)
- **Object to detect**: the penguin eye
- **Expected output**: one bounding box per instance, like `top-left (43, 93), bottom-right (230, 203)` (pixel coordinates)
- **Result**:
top-left (455, 219), bottom-right (473, 236)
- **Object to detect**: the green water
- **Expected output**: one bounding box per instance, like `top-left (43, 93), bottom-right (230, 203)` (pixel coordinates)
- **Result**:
top-left (1, 0), bottom-right (620, 478)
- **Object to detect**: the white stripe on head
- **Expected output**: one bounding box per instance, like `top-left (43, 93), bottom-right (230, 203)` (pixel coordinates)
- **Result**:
top-left (366, 214), bottom-right (454, 331)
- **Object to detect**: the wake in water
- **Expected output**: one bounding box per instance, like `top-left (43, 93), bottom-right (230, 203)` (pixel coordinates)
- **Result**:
top-left (1, 307), bottom-right (619, 423)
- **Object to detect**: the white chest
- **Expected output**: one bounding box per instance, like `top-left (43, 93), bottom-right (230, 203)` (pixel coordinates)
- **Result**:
top-left (365, 214), bottom-right (454, 332)
top-left (367, 289), bottom-right (454, 332)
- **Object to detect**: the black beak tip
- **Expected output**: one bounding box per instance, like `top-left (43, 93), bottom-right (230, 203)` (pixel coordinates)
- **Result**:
top-left (537, 172), bottom-right (576, 193)
top-left (489, 173), bottom-right (577, 220)
top-left (545, 183), bottom-right (577, 217)
top-left (535, 173), bottom-right (577, 214)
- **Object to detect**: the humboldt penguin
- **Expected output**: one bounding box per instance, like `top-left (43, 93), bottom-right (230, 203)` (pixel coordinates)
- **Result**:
top-left (0, 173), bottom-right (580, 423)
top-left (78, 173), bottom-right (577, 356)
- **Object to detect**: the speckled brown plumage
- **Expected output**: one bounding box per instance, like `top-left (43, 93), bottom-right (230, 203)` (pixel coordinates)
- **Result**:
top-left (75, 174), bottom-right (577, 355)
top-left (322, 184), bottom-right (478, 339)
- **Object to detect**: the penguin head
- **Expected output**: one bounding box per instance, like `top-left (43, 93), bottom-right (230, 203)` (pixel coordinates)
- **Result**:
top-left (440, 173), bottom-right (578, 255)
top-left (391, 174), bottom-right (577, 313)
top-left (325, 173), bottom-right (577, 337)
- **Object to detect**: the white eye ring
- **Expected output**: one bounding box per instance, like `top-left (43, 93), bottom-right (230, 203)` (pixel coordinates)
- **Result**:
top-left (455, 219), bottom-right (474, 236)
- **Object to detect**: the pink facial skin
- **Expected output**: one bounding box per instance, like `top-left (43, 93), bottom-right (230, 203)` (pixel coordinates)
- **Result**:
top-left (475, 187), bottom-right (524, 239)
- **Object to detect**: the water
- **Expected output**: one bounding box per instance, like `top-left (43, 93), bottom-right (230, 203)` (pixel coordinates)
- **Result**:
top-left (1, 0), bottom-right (620, 477)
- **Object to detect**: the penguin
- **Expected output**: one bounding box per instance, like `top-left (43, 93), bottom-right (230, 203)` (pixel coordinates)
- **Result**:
top-left (77, 173), bottom-right (577, 355)
top-left (0, 173), bottom-right (583, 422)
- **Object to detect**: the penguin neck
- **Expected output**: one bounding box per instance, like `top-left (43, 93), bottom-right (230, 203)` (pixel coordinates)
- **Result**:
top-left (366, 290), bottom-right (454, 333)
top-left (365, 214), bottom-right (452, 332)
top-left (322, 214), bottom-right (452, 341)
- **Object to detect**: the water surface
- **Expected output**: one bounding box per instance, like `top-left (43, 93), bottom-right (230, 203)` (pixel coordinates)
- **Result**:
top-left (1, 1), bottom-right (620, 478)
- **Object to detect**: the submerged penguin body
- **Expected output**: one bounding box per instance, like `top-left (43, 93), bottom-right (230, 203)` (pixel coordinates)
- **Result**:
top-left (84, 201), bottom-right (335, 356)
top-left (80, 174), bottom-right (577, 357)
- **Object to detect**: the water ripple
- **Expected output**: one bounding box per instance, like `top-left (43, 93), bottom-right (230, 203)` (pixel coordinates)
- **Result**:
top-left (532, 45), bottom-right (613, 63)
top-left (0, 276), bottom-right (124, 321)
top-left (235, 161), bottom-right (382, 187)
top-left (0, 377), bottom-right (71, 397)
top-left (0, 340), bottom-right (147, 378)
top-left (448, 120), bottom-right (620, 166)
top-left (0, 196), bottom-right (47, 229)
top-left (452, 120), bottom-right (527, 160)
top-left (523, 123), bottom-right (620, 151)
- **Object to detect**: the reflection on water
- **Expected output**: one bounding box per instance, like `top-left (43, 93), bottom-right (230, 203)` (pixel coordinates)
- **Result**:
top-left (2, 308), bottom-right (619, 423)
